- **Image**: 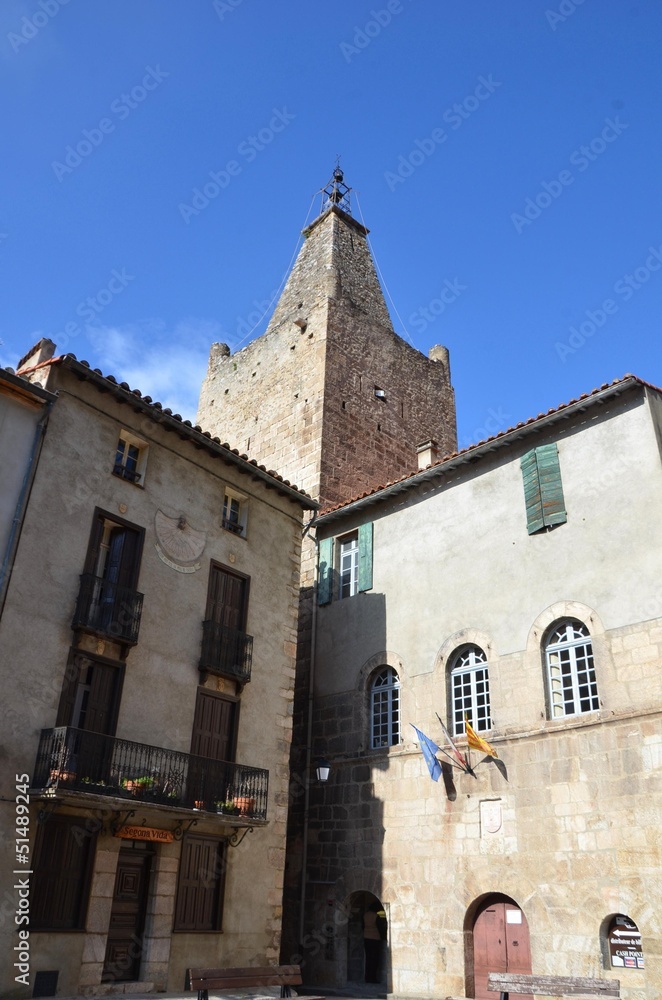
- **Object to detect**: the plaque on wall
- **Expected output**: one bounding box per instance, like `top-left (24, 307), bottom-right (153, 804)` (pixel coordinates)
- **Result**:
top-left (608, 915), bottom-right (644, 969)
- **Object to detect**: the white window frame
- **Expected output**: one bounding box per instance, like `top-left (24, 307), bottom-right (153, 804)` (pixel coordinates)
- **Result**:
top-left (339, 532), bottom-right (359, 599)
top-left (450, 645), bottom-right (492, 737)
top-left (113, 429), bottom-right (148, 485)
top-left (545, 620), bottom-right (598, 718)
top-left (222, 487), bottom-right (248, 538)
top-left (370, 667), bottom-right (400, 749)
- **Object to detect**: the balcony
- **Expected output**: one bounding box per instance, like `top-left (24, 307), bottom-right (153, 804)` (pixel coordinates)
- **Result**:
top-left (32, 727), bottom-right (268, 820)
top-left (199, 620), bottom-right (253, 683)
top-left (72, 573), bottom-right (144, 645)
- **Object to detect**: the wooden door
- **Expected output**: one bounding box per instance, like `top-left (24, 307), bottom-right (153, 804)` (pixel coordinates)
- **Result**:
top-left (191, 689), bottom-right (238, 762)
top-left (472, 899), bottom-right (531, 1000)
top-left (102, 846), bottom-right (153, 982)
top-left (207, 565), bottom-right (247, 630)
top-left (189, 689), bottom-right (239, 807)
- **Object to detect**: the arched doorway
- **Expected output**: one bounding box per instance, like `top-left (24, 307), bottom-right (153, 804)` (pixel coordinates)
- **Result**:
top-left (471, 895), bottom-right (532, 1000)
top-left (345, 890), bottom-right (388, 989)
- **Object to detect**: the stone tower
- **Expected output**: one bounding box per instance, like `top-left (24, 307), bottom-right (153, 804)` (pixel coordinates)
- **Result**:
top-left (196, 169), bottom-right (458, 963)
top-left (197, 170), bottom-right (457, 508)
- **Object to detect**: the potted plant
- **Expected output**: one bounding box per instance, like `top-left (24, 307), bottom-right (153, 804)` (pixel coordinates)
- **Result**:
top-left (215, 800), bottom-right (241, 815)
top-left (122, 776), bottom-right (155, 797)
top-left (232, 785), bottom-right (256, 815)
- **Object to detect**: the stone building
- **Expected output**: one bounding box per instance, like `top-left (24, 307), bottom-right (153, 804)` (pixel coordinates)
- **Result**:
top-left (0, 341), bottom-right (315, 997)
top-left (196, 171), bottom-right (458, 967)
top-left (306, 374), bottom-right (662, 999)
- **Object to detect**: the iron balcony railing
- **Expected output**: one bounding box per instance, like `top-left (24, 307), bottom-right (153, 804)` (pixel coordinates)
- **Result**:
top-left (199, 620), bottom-right (253, 683)
top-left (72, 573), bottom-right (144, 645)
top-left (33, 727), bottom-right (268, 820)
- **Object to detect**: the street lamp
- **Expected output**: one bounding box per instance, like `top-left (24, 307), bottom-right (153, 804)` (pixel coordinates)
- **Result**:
top-left (315, 757), bottom-right (331, 783)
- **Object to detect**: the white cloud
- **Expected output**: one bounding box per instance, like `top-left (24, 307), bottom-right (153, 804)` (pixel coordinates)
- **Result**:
top-left (83, 318), bottom-right (219, 422)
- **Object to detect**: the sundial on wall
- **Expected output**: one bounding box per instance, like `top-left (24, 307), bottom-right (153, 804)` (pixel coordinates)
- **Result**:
top-left (155, 510), bottom-right (206, 573)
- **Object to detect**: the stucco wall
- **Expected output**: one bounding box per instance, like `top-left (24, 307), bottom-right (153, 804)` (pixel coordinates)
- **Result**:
top-left (0, 364), bottom-right (306, 997)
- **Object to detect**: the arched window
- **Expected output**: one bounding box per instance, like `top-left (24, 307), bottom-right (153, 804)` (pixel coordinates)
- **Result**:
top-left (450, 645), bottom-right (491, 736)
top-left (370, 667), bottom-right (400, 749)
top-left (545, 619), bottom-right (598, 718)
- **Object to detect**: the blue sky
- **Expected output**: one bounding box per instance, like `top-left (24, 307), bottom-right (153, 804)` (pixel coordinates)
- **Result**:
top-left (2, 0), bottom-right (661, 451)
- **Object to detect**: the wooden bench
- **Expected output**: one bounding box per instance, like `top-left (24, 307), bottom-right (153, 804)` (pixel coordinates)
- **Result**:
top-left (187, 964), bottom-right (325, 1000)
top-left (488, 973), bottom-right (620, 1000)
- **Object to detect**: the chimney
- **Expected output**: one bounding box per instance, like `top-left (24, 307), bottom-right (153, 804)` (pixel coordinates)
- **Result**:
top-left (416, 440), bottom-right (438, 469)
top-left (16, 338), bottom-right (56, 373)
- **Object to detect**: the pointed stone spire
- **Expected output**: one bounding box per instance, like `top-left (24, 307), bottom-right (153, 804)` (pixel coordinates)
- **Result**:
top-left (265, 167), bottom-right (394, 337)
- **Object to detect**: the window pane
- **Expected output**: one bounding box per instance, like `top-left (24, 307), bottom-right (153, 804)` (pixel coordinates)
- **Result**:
top-left (370, 667), bottom-right (400, 748)
top-left (545, 620), bottom-right (598, 718)
top-left (450, 646), bottom-right (491, 735)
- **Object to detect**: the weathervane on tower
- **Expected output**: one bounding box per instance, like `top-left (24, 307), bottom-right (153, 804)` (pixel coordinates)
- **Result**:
top-left (321, 158), bottom-right (352, 215)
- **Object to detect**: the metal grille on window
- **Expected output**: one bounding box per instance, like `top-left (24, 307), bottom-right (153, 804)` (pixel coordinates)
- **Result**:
top-left (451, 646), bottom-right (491, 736)
top-left (370, 667), bottom-right (400, 749)
top-left (545, 620), bottom-right (598, 718)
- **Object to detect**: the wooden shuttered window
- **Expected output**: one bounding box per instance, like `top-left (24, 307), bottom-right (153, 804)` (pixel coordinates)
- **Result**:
top-left (520, 443), bottom-right (567, 534)
top-left (31, 816), bottom-right (96, 930)
top-left (174, 836), bottom-right (226, 932)
top-left (358, 522), bottom-right (373, 593)
top-left (317, 523), bottom-right (374, 604)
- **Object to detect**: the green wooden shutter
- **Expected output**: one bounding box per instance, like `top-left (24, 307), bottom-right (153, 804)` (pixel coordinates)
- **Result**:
top-left (520, 449), bottom-right (545, 534)
top-left (358, 522), bottom-right (373, 593)
top-left (521, 444), bottom-right (567, 534)
top-left (536, 442), bottom-right (567, 527)
top-left (318, 537), bottom-right (334, 605)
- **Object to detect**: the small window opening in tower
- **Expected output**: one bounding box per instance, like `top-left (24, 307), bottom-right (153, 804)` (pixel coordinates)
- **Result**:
top-left (342, 401), bottom-right (347, 410)
top-left (374, 386), bottom-right (387, 401)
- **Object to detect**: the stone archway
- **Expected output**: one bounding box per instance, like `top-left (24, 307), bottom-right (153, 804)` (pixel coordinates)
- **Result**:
top-left (344, 889), bottom-right (388, 989)
top-left (468, 894), bottom-right (532, 1000)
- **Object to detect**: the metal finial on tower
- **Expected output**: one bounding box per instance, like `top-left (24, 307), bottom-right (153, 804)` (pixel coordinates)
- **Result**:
top-left (321, 158), bottom-right (352, 214)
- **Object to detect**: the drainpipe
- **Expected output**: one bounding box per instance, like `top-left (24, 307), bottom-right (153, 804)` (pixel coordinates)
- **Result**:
top-left (0, 401), bottom-right (52, 617)
top-left (298, 515), bottom-right (319, 956)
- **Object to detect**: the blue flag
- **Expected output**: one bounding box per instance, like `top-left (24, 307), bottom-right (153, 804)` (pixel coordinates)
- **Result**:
top-left (411, 725), bottom-right (442, 781)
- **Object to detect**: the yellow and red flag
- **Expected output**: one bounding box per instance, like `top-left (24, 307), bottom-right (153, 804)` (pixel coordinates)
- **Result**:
top-left (464, 716), bottom-right (499, 758)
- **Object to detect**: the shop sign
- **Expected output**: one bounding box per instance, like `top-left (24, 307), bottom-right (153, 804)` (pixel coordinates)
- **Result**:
top-left (114, 825), bottom-right (174, 843)
top-left (609, 915), bottom-right (644, 969)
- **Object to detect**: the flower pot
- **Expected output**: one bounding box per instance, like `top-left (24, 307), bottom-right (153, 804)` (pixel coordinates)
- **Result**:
top-left (234, 796), bottom-right (255, 816)
top-left (50, 769), bottom-right (76, 785)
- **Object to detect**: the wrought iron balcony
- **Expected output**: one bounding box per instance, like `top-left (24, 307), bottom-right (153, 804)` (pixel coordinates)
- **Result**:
top-left (32, 727), bottom-right (268, 820)
top-left (72, 573), bottom-right (144, 645)
top-left (199, 620), bottom-right (253, 683)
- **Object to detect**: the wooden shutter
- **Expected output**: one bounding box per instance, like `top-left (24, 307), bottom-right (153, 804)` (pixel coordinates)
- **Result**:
top-left (318, 537), bottom-right (334, 605)
top-left (31, 817), bottom-right (95, 930)
top-left (85, 662), bottom-right (122, 735)
top-left (190, 689), bottom-right (238, 763)
top-left (358, 522), bottom-right (373, 593)
top-left (207, 565), bottom-right (247, 629)
top-left (174, 836), bottom-right (226, 931)
top-left (56, 653), bottom-right (87, 727)
top-left (536, 443), bottom-right (567, 527)
top-left (520, 449), bottom-right (545, 534)
top-left (520, 444), bottom-right (566, 534)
